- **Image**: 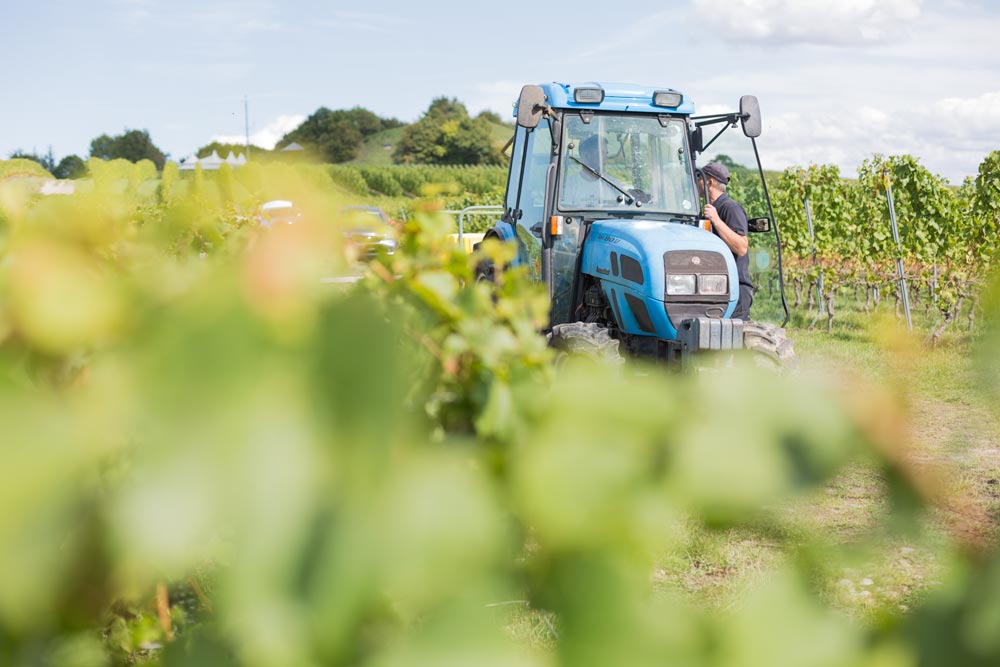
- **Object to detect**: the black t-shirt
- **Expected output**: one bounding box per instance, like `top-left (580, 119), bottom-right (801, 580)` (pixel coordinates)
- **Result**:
top-left (713, 193), bottom-right (752, 287)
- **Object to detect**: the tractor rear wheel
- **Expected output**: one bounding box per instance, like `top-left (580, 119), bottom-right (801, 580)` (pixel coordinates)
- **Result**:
top-left (742, 321), bottom-right (798, 371)
top-left (548, 322), bottom-right (624, 365)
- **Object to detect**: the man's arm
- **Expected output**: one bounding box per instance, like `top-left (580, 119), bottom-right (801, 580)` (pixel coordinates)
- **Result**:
top-left (704, 203), bottom-right (748, 257)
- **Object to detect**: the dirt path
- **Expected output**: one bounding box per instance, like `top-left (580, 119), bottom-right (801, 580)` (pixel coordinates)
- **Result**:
top-left (908, 395), bottom-right (1000, 552)
top-left (651, 329), bottom-right (999, 615)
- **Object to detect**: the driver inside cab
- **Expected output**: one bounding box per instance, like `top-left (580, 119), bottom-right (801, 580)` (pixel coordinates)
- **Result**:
top-left (561, 135), bottom-right (615, 208)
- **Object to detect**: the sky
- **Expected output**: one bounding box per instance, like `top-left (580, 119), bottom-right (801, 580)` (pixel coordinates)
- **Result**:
top-left (2, 0), bottom-right (998, 183)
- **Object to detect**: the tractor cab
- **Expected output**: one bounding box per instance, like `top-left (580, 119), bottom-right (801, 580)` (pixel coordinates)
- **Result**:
top-left (484, 82), bottom-right (793, 367)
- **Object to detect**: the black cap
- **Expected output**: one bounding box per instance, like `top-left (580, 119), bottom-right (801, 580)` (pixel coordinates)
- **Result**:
top-left (701, 161), bottom-right (730, 185)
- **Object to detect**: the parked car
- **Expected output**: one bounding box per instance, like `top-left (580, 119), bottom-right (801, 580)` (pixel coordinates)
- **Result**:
top-left (257, 200), bottom-right (300, 227)
top-left (339, 206), bottom-right (398, 260)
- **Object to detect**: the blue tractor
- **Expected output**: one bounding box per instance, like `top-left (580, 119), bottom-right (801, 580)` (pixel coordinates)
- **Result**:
top-left (479, 82), bottom-right (795, 368)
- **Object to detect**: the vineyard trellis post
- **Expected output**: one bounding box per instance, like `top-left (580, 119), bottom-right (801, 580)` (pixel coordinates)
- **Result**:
top-left (803, 193), bottom-right (825, 315)
top-left (884, 175), bottom-right (913, 331)
top-left (932, 264), bottom-right (938, 306)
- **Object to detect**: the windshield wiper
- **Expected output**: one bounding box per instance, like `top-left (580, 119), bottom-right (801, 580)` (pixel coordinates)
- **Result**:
top-left (568, 156), bottom-right (651, 207)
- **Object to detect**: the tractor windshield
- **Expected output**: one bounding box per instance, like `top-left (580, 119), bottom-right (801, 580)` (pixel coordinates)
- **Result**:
top-left (557, 113), bottom-right (697, 217)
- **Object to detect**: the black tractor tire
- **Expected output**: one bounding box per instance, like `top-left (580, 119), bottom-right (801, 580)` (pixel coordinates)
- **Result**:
top-left (473, 234), bottom-right (498, 285)
top-left (548, 322), bottom-right (624, 365)
top-left (474, 259), bottom-right (495, 284)
top-left (742, 321), bottom-right (798, 371)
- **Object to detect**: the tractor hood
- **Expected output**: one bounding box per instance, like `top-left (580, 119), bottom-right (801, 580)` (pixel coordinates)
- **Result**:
top-left (581, 219), bottom-right (739, 339)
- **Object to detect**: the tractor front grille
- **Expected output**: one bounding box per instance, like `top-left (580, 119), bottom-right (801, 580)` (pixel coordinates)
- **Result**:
top-left (663, 249), bottom-right (729, 280)
top-left (662, 250), bottom-right (730, 327)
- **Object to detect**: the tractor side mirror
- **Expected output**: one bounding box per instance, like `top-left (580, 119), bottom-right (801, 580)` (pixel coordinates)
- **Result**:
top-left (748, 217), bottom-right (771, 233)
top-left (516, 85), bottom-right (546, 129)
top-left (690, 126), bottom-right (704, 153)
top-left (740, 95), bottom-right (762, 138)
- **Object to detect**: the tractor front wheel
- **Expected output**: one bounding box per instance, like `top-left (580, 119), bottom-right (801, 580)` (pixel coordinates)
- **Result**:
top-left (742, 321), bottom-right (798, 371)
top-left (548, 322), bottom-right (624, 365)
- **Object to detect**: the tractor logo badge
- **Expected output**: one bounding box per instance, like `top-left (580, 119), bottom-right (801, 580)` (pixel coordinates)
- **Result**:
top-left (691, 256), bottom-right (702, 265)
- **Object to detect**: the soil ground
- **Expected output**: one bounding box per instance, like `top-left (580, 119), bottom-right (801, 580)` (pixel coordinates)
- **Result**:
top-left (660, 306), bottom-right (1000, 615)
top-left (508, 300), bottom-right (1000, 642)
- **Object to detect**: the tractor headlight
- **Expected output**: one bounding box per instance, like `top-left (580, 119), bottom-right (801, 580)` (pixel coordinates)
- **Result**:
top-left (574, 87), bottom-right (605, 104)
top-left (698, 274), bottom-right (729, 295)
top-left (653, 90), bottom-right (683, 108)
top-left (666, 274), bottom-right (697, 295)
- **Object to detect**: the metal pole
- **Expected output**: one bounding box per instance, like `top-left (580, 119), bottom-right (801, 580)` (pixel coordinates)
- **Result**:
top-left (885, 180), bottom-right (913, 331)
top-left (441, 206), bottom-right (505, 244)
top-left (751, 137), bottom-right (790, 327)
top-left (932, 264), bottom-right (938, 305)
top-left (244, 95), bottom-right (251, 160)
top-left (803, 193), bottom-right (825, 315)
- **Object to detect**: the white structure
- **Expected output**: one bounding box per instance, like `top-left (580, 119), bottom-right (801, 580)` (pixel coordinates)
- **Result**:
top-left (38, 180), bottom-right (76, 195)
top-left (258, 200), bottom-right (299, 227)
top-left (177, 150), bottom-right (248, 171)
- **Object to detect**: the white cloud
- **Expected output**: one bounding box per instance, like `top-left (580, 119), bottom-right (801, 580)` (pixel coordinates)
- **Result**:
top-left (934, 91), bottom-right (1000, 135)
top-left (210, 114), bottom-right (305, 151)
top-left (693, 0), bottom-right (923, 45)
top-left (693, 104), bottom-right (734, 117)
top-left (571, 9), bottom-right (684, 60)
top-left (748, 92), bottom-right (999, 182)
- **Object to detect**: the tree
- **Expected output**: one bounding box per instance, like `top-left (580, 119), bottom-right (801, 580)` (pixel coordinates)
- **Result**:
top-left (393, 98), bottom-right (503, 166)
top-left (53, 155), bottom-right (87, 179)
top-left (340, 107), bottom-right (382, 137)
top-left (380, 116), bottom-right (405, 130)
top-left (276, 106), bottom-right (400, 164)
top-left (426, 97), bottom-right (465, 119)
top-left (8, 149), bottom-right (56, 173)
top-left (89, 129), bottom-right (167, 170)
top-left (475, 109), bottom-right (511, 126)
top-left (711, 154), bottom-right (742, 171)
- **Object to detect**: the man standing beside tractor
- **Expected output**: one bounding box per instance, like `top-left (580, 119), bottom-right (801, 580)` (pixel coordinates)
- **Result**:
top-left (699, 161), bottom-right (753, 321)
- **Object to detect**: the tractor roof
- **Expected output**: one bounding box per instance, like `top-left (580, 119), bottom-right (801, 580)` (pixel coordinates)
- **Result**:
top-left (532, 82), bottom-right (695, 115)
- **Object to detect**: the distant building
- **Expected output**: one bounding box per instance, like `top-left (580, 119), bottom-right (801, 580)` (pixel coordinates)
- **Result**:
top-left (280, 142), bottom-right (305, 152)
top-left (177, 150), bottom-right (247, 171)
top-left (39, 180), bottom-right (76, 195)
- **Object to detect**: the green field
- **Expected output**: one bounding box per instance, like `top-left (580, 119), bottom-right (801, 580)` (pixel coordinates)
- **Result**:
top-left (497, 295), bottom-right (999, 645)
top-left (2, 157), bottom-right (1000, 667)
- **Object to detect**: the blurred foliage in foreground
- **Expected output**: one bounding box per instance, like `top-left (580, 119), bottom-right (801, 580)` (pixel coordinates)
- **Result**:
top-left (1, 159), bottom-right (1000, 666)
